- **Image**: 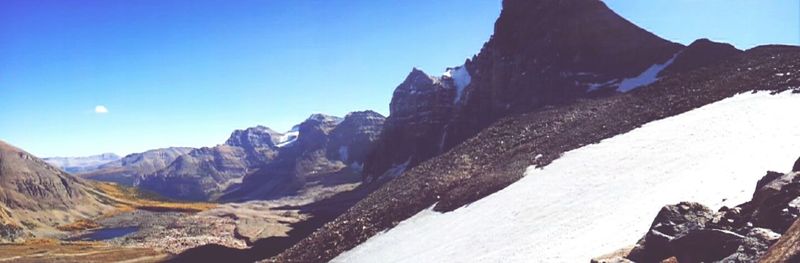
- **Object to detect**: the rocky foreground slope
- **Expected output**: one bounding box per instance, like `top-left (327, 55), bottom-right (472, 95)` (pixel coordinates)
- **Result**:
top-left (0, 140), bottom-right (115, 242)
top-left (596, 157), bottom-right (800, 263)
top-left (272, 44), bottom-right (800, 262)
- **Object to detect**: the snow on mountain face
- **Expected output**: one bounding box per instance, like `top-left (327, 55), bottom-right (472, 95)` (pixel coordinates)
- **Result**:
top-left (332, 91), bottom-right (800, 263)
top-left (443, 65), bottom-right (472, 104)
top-left (617, 53), bottom-right (679, 92)
top-left (276, 130), bottom-right (300, 148)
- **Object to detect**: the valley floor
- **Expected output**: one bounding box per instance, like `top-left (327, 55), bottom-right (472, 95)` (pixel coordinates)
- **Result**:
top-left (332, 91), bottom-right (800, 262)
top-left (0, 240), bottom-right (166, 263)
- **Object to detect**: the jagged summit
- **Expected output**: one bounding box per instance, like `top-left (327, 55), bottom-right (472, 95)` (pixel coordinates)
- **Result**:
top-left (491, 0), bottom-right (682, 76)
top-left (363, 0), bottom-right (686, 182)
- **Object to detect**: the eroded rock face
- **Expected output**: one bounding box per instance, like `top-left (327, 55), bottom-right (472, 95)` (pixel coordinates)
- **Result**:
top-left (362, 69), bottom-right (457, 182)
top-left (363, 0), bottom-right (685, 182)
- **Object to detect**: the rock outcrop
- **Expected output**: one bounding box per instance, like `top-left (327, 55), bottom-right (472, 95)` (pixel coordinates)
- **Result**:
top-left (363, 0), bottom-right (687, 182)
top-left (626, 202), bottom-right (716, 262)
top-left (625, 158), bottom-right (800, 262)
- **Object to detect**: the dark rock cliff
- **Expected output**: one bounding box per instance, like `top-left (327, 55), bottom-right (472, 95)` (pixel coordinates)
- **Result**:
top-left (363, 0), bottom-right (685, 182)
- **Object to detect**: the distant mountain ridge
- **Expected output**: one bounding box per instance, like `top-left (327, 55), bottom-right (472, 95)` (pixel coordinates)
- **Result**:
top-left (43, 153), bottom-right (120, 174)
top-left (134, 111), bottom-right (384, 201)
top-left (81, 147), bottom-right (194, 185)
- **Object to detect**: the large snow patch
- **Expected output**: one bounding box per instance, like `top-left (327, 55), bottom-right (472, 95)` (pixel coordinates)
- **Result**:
top-left (332, 91), bottom-right (800, 263)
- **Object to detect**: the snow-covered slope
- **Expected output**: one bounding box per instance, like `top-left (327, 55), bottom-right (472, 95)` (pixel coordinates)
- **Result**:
top-left (332, 91), bottom-right (800, 263)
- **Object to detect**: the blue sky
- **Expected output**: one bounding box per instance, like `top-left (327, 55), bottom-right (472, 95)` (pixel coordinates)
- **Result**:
top-left (0, 0), bottom-right (797, 157)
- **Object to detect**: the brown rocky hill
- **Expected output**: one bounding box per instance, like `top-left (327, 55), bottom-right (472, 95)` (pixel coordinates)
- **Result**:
top-left (0, 140), bottom-right (115, 242)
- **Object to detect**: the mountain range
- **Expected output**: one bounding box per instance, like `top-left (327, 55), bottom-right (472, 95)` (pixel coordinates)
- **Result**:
top-left (4, 0), bottom-right (799, 262)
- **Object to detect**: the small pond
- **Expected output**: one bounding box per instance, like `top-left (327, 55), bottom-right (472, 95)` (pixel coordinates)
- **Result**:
top-left (67, 226), bottom-right (139, 241)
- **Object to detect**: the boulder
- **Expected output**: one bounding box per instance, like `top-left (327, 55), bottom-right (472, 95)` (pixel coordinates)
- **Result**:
top-left (626, 202), bottom-right (714, 262)
top-left (718, 227), bottom-right (781, 262)
top-left (794, 157), bottom-right (800, 172)
top-left (669, 229), bottom-right (745, 262)
top-left (590, 256), bottom-right (633, 263)
top-left (750, 172), bottom-right (800, 232)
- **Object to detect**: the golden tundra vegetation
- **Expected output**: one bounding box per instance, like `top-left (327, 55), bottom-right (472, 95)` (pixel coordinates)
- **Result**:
top-left (0, 182), bottom-right (216, 263)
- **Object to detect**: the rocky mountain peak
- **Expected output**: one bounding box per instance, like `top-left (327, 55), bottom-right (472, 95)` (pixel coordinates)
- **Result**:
top-left (362, 0), bottom-right (688, 182)
top-left (225, 125), bottom-right (281, 149)
top-left (661, 38), bottom-right (742, 76)
top-left (304, 114), bottom-right (343, 125)
top-left (491, 0), bottom-right (682, 77)
top-left (296, 114), bottom-right (343, 150)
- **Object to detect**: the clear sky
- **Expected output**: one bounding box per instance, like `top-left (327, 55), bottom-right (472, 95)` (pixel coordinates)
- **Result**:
top-left (1, 0), bottom-right (797, 157)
